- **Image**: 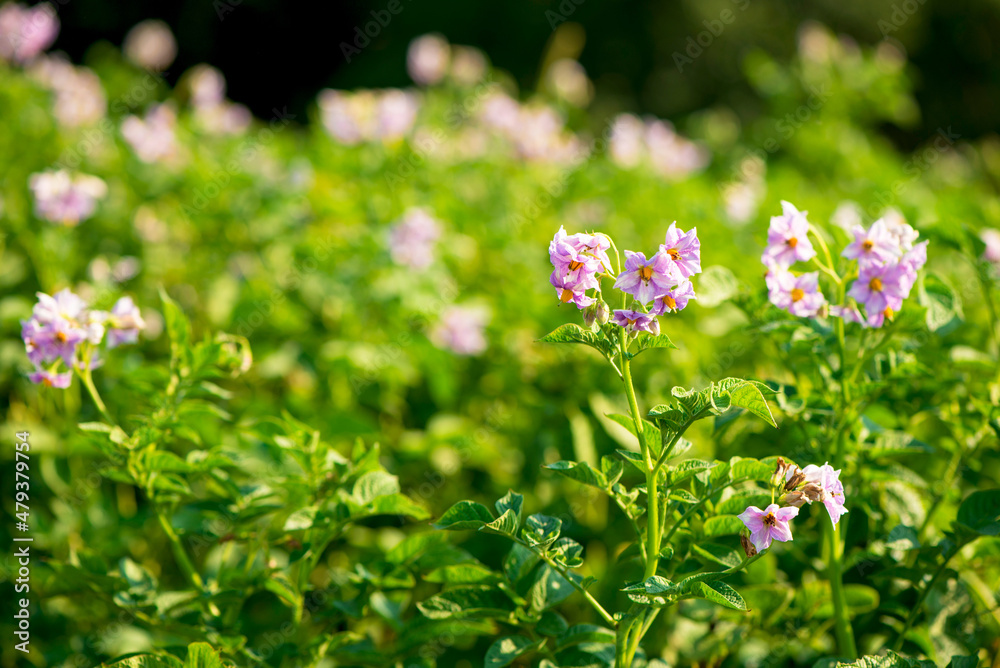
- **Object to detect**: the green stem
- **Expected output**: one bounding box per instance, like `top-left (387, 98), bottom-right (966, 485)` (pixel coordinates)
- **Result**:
top-left (155, 504), bottom-right (205, 590)
top-left (76, 347), bottom-right (114, 425)
top-left (827, 518), bottom-right (857, 659)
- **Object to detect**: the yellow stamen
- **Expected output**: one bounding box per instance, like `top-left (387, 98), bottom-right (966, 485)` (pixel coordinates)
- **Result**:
top-left (569, 260), bottom-right (583, 271)
top-left (869, 277), bottom-right (883, 291)
top-left (883, 306), bottom-right (894, 320)
top-left (665, 247), bottom-right (681, 261)
top-left (560, 289), bottom-right (574, 303)
top-left (791, 288), bottom-right (805, 302)
top-left (787, 237), bottom-right (798, 248)
top-left (663, 295), bottom-right (677, 310)
top-left (639, 266), bottom-right (654, 281)
top-left (56, 331), bottom-right (68, 343)
top-left (763, 513), bottom-right (776, 527)
top-left (862, 239), bottom-right (874, 251)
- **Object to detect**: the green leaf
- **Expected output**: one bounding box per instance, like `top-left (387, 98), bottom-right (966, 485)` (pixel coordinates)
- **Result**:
top-left (716, 493), bottom-right (772, 516)
top-left (919, 272), bottom-right (963, 333)
top-left (495, 490), bottom-right (524, 523)
top-left (485, 636), bottom-right (541, 668)
top-left (264, 572), bottom-right (303, 622)
top-left (621, 575), bottom-right (675, 606)
top-left (425, 563), bottom-right (498, 584)
top-left (814, 584), bottom-right (880, 619)
top-left (417, 586), bottom-right (516, 620)
top-left (362, 494), bottom-right (430, 520)
top-left (691, 542), bottom-right (742, 569)
top-left (101, 655), bottom-right (184, 668)
top-left (538, 323), bottom-right (617, 363)
top-left (184, 643), bottom-right (225, 668)
top-left (523, 514), bottom-right (562, 548)
top-left (433, 501), bottom-right (495, 530)
top-left (668, 459), bottom-right (716, 485)
top-left (160, 288), bottom-right (192, 366)
top-left (352, 470), bottom-right (400, 504)
top-left (955, 489), bottom-right (1000, 537)
top-left (545, 461), bottom-right (609, 489)
top-left (668, 489), bottom-right (699, 504)
top-left (729, 456), bottom-right (775, 482)
top-left (689, 580), bottom-right (747, 611)
top-left (530, 564), bottom-right (576, 611)
top-left (715, 378), bottom-right (777, 427)
top-left (555, 624), bottom-right (617, 651)
top-left (702, 515), bottom-right (746, 538)
top-left (625, 332), bottom-right (677, 361)
top-left (482, 509), bottom-right (520, 537)
top-left (604, 414), bottom-right (661, 456)
top-left (550, 537), bottom-right (585, 569)
top-left (831, 650), bottom-right (936, 668)
top-left (945, 657), bottom-right (980, 668)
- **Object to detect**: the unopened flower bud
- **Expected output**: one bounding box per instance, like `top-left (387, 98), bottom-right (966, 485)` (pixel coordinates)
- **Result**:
top-left (740, 532), bottom-right (758, 558)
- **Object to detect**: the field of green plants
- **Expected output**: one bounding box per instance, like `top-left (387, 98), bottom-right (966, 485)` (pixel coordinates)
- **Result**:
top-left (1, 9), bottom-right (999, 668)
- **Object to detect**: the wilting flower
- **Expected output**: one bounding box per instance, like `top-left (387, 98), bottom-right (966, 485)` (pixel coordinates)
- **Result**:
top-left (737, 504), bottom-right (800, 552)
top-left (431, 306), bottom-right (489, 356)
top-left (612, 309), bottom-right (660, 336)
top-left (842, 219), bottom-right (901, 267)
top-left (982, 229), bottom-right (1000, 265)
top-left (123, 19), bottom-right (176, 71)
top-left (847, 263), bottom-right (910, 326)
top-left (106, 297), bottom-right (145, 348)
top-left (387, 208), bottom-right (442, 270)
top-left (762, 201), bottom-right (816, 268)
top-left (122, 104), bottom-right (177, 163)
top-left (801, 463), bottom-right (849, 526)
top-left (29, 170), bottom-right (107, 226)
top-left (614, 251), bottom-right (678, 304)
top-left (767, 270), bottom-right (827, 318)
top-left (0, 2), bottom-right (58, 63)
top-left (660, 223), bottom-right (702, 278)
top-left (650, 280), bottom-right (696, 315)
top-left (407, 33), bottom-right (450, 85)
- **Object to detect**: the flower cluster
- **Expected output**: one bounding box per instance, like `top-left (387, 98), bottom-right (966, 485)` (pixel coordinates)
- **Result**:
top-left (548, 224), bottom-right (701, 336)
top-left (318, 88), bottom-right (420, 146)
top-left (122, 103), bottom-right (178, 163)
top-left (21, 290), bottom-right (145, 388)
top-left (387, 208), bottom-right (442, 270)
top-left (738, 458), bottom-right (848, 554)
top-left (0, 2), bottom-right (58, 63)
top-left (762, 201), bottom-right (928, 327)
top-left (478, 92), bottom-right (587, 165)
top-left (609, 113), bottom-right (710, 180)
top-left (29, 170), bottom-right (108, 226)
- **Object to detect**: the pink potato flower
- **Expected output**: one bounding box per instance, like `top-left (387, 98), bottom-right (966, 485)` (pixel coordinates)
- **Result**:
top-left (738, 503), bottom-right (800, 552)
top-left (0, 2), bottom-right (58, 63)
top-left (614, 250), bottom-right (678, 305)
top-left (762, 201), bottom-right (816, 269)
top-left (29, 170), bottom-right (107, 226)
top-left (767, 269), bottom-right (827, 318)
top-left (660, 222), bottom-right (702, 278)
top-left (431, 305), bottom-right (489, 356)
top-left (650, 279), bottom-right (696, 315)
top-left (842, 219), bottom-right (902, 267)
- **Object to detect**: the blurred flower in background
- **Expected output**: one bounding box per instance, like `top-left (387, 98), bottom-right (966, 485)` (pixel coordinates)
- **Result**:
top-left (29, 170), bottom-right (107, 226)
top-left (318, 88), bottom-right (419, 145)
top-left (609, 113), bottom-right (709, 179)
top-left (982, 228), bottom-right (1000, 265)
top-left (123, 19), bottom-right (177, 72)
top-left (544, 59), bottom-right (592, 107)
top-left (122, 103), bottom-right (178, 163)
top-left (387, 208), bottom-right (442, 270)
top-left (432, 305), bottom-right (489, 356)
top-left (407, 33), bottom-right (449, 85)
top-left (0, 2), bottom-right (58, 63)
top-left (186, 64), bottom-right (252, 135)
top-left (28, 55), bottom-right (107, 126)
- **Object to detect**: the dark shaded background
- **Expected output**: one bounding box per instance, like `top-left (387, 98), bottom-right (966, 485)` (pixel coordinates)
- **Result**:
top-left (51, 0), bottom-right (1000, 150)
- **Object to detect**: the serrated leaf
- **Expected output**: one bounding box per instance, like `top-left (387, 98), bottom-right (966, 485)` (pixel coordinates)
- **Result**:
top-left (831, 650), bottom-right (936, 668)
top-left (715, 378), bottom-right (777, 427)
top-left (668, 459), bottom-right (716, 485)
top-left (668, 489), bottom-right (699, 504)
top-left (625, 332), bottom-right (677, 360)
top-left (495, 490), bottom-right (523, 523)
top-left (482, 509), bottom-right (520, 537)
top-left (550, 537), bottom-right (585, 569)
top-left (352, 470), bottom-right (400, 504)
top-left (185, 643), bottom-right (225, 668)
top-left (433, 501), bottom-right (494, 530)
